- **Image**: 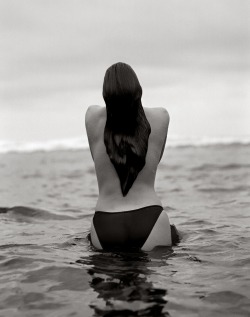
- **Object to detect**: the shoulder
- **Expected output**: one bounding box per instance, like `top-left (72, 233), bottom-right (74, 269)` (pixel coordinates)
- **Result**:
top-left (85, 105), bottom-right (104, 120)
top-left (85, 106), bottom-right (106, 128)
top-left (153, 107), bottom-right (169, 120)
top-left (144, 107), bottom-right (170, 126)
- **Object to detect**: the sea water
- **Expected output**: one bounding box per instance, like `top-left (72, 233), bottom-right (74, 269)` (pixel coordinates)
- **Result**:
top-left (0, 143), bottom-right (250, 316)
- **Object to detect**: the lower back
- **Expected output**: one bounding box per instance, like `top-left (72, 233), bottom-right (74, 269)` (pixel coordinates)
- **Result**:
top-left (95, 184), bottom-right (162, 212)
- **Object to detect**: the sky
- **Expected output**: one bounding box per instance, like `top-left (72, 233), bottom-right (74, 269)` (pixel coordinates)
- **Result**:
top-left (0, 0), bottom-right (249, 144)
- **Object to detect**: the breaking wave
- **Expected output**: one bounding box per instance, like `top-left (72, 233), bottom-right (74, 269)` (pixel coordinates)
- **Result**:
top-left (0, 135), bottom-right (250, 153)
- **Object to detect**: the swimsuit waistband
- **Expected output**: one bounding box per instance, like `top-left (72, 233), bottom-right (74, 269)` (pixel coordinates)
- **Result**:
top-left (95, 205), bottom-right (163, 214)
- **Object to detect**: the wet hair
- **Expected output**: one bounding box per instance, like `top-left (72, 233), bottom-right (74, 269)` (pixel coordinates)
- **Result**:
top-left (103, 62), bottom-right (151, 196)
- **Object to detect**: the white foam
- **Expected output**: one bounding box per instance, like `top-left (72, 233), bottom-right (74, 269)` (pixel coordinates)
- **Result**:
top-left (166, 135), bottom-right (250, 147)
top-left (0, 135), bottom-right (249, 154)
top-left (0, 137), bottom-right (88, 154)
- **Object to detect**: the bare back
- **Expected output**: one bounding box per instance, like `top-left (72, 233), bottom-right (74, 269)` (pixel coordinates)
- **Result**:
top-left (85, 105), bottom-right (170, 212)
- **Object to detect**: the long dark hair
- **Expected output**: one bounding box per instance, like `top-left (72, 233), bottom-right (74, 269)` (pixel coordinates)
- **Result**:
top-left (103, 62), bottom-right (151, 196)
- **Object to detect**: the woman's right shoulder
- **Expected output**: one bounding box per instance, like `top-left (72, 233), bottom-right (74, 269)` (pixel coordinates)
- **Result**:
top-left (145, 107), bottom-right (170, 126)
top-left (154, 107), bottom-right (169, 119)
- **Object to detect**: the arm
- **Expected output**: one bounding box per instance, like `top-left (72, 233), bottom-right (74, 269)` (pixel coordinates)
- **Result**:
top-left (159, 108), bottom-right (170, 162)
top-left (85, 105), bottom-right (99, 160)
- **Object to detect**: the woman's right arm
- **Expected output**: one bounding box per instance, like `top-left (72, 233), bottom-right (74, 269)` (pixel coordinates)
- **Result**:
top-left (158, 108), bottom-right (170, 162)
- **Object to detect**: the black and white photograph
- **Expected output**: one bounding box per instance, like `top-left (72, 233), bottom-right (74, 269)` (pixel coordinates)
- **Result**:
top-left (0, 0), bottom-right (249, 316)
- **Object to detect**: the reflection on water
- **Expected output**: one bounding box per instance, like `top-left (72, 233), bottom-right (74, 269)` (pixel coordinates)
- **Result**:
top-left (77, 248), bottom-right (174, 316)
top-left (1, 146), bottom-right (250, 316)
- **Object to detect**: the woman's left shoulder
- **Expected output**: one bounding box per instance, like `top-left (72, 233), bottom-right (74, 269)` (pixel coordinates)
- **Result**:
top-left (85, 106), bottom-right (106, 137)
top-left (86, 105), bottom-right (105, 123)
top-left (86, 105), bottom-right (104, 117)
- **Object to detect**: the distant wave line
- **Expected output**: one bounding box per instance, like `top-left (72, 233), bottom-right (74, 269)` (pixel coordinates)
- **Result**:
top-left (0, 135), bottom-right (250, 153)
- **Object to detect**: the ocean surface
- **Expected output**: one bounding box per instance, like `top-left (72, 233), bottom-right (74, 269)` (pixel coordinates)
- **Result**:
top-left (0, 142), bottom-right (250, 317)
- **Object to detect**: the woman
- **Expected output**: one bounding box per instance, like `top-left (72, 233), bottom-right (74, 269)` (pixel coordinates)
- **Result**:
top-left (85, 62), bottom-right (179, 251)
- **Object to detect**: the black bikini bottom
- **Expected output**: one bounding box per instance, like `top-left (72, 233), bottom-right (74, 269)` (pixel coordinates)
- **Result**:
top-left (90, 205), bottom-right (180, 250)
